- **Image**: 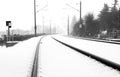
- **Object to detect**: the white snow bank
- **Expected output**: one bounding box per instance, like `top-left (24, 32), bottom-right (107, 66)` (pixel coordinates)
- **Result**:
top-left (0, 36), bottom-right (41, 77)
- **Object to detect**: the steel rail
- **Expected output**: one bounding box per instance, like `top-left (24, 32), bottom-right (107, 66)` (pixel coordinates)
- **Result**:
top-left (31, 36), bottom-right (45, 77)
top-left (52, 37), bottom-right (120, 71)
top-left (66, 36), bottom-right (120, 45)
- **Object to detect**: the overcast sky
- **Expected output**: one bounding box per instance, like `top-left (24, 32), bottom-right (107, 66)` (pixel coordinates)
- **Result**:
top-left (0, 0), bottom-right (119, 32)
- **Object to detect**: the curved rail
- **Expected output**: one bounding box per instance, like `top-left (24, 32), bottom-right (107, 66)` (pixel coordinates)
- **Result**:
top-left (52, 37), bottom-right (120, 71)
top-left (31, 36), bottom-right (45, 77)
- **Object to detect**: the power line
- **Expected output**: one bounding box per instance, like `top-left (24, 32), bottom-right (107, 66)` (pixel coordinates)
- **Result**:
top-left (66, 3), bottom-right (80, 12)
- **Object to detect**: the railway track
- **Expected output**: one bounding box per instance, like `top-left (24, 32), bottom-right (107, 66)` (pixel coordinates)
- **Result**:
top-left (67, 36), bottom-right (120, 45)
top-left (30, 35), bottom-right (120, 77)
top-left (31, 36), bottom-right (45, 77)
top-left (63, 35), bottom-right (120, 45)
top-left (52, 36), bottom-right (120, 71)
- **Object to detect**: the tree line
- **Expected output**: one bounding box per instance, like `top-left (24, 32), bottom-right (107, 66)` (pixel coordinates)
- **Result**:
top-left (72, 0), bottom-right (120, 39)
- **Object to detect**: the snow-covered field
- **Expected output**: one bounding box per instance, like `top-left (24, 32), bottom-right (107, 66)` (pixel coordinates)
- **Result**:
top-left (38, 35), bottom-right (120, 77)
top-left (0, 36), bottom-right (41, 77)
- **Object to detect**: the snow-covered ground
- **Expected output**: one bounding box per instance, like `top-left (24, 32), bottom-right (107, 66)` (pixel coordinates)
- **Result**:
top-left (53, 35), bottom-right (120, 66)
top-left (38, 35), bottom-right (120, 77)
top-left (0, 35), bottom-right (120, 77)
top-left (0, 36), bottom-right (41, 77)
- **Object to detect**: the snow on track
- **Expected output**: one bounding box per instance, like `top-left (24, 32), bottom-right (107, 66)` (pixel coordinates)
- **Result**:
top-left (38, 36), bottom-right (120, 77)
top-left (53, 35), bottom-right (120, 65)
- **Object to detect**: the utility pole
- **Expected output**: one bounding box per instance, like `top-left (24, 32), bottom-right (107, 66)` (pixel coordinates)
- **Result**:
top-left (7, 26), bottom-right (10, 41)
top-left (43, 16), bottom-right (44, 34)
top-left (50, 20), bottom-right (51, 34)
top-left (80, 1), bottom-right (82, 25)
top-left (68, 16), bottom-right (69, 35)
top-left (118, 7), bottom-right (120, 26)
top-left (34, 0), bottom-right (37, 36)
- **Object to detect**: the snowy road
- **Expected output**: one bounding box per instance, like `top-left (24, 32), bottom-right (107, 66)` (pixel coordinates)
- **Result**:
top-left (38, 35), bottom-right (120, 77)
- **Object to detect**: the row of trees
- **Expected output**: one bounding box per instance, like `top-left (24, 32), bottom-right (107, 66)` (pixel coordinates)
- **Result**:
top-left (72, 0), bottom-right (120, 38)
